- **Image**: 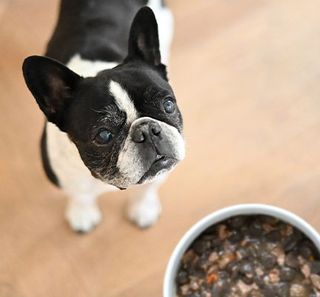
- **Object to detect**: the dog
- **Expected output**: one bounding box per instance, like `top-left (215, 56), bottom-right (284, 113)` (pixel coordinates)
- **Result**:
top-left (22, 0), bottom-right (185, 233)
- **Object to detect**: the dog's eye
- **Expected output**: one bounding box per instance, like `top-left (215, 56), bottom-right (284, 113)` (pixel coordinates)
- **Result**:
top-left (163, 98), bottom-right (175, 114)
top-left (95, 129), bottom-right (113, 145)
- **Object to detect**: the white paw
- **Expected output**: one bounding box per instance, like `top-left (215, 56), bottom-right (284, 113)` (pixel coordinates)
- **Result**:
top-left (127, 197), bottom-right (162, 229)
top-left (66, 202), bottom-right (102, 233)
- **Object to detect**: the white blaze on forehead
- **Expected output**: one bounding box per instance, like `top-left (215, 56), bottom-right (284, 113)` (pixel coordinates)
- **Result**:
top-left (109, 80), bottom-right (138, 124)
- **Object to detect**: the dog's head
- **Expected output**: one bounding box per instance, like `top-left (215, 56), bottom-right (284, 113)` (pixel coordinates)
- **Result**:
top-left (22, 7), bottom-right (184, 189)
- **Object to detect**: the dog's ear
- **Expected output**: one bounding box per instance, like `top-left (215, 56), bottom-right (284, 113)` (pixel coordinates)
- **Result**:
top-left (22, 56), bottom-right (81, 130)
top-left (127, 7), bottom-right (163, 67)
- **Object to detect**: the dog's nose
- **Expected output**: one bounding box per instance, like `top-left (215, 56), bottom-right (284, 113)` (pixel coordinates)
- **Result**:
top-left (131, 121), bottom-right (162, 143)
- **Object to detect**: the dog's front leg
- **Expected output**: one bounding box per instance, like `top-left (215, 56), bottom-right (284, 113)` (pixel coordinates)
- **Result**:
top-left (65, 191), bottom-right (101, 233)
top-left (127, 175), bottom-right (167, 229)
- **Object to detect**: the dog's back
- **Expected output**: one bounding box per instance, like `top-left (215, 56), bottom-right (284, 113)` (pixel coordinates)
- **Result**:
top-left (46, 0), bottom-right (172, 65)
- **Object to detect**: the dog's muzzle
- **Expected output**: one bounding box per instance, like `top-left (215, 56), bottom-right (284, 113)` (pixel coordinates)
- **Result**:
top-left (115, 117), bottom-right (185, 187)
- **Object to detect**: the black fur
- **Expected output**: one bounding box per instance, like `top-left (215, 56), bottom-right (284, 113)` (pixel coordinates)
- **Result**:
top-left (65, 61), bottom-right (182, 187)
top-left (23, 2), bottom-right (183, 188)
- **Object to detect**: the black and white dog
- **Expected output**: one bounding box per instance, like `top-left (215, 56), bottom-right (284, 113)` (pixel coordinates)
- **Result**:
top-left (22, 0), bottom-right (185, 232)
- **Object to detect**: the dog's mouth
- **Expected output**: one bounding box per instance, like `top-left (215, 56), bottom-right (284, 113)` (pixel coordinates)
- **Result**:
top-left (138, 155), bottom-right (177, 184)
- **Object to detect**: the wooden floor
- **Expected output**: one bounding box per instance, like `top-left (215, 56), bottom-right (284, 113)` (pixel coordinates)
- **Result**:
top-left (2, 0), bottom-right (320, 296)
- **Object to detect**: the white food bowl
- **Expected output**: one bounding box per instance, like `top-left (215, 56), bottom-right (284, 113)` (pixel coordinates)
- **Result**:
top-left (163, 204), bottom-right (320, 297)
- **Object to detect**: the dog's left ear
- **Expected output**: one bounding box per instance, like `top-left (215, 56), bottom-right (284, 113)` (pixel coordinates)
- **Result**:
top-left (126, 7), bottom-right (167, 78)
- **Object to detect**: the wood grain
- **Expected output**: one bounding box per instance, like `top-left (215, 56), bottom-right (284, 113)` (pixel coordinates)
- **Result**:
top-left (1, 0), bottom-right (320, 296)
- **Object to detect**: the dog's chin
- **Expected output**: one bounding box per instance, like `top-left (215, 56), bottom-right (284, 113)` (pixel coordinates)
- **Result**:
top-left (137, 156), bottom-right (178, 185)
top-left (92, 156), bottom-right (179, 189)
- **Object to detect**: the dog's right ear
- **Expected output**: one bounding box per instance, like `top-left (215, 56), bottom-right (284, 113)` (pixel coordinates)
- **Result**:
top-left (22, 56), bottom-right (82, 130)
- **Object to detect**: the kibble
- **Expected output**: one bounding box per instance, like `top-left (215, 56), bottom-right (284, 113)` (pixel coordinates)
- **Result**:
top-left (175, 215), bottom-right (320, 297)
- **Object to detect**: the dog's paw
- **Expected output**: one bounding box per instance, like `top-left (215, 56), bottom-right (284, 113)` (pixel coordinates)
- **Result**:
top-left (66, 202), bottom-right (102, 233)
top-left (127, 196), bottom-right (162, 229)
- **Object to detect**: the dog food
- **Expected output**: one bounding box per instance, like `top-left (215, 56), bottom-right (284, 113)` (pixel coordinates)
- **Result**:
top-left (176, 215), bottom-right (320, 297)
